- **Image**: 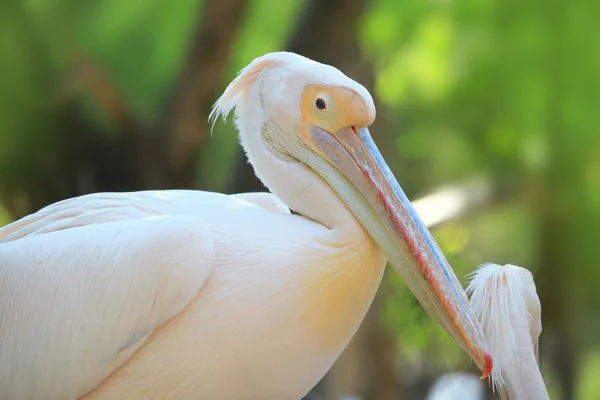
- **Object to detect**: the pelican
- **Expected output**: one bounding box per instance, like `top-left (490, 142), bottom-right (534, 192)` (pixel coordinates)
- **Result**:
top-left (467, 263), bottom-right (549, 400)
top-left (0, 52), bottom-right (491, 399)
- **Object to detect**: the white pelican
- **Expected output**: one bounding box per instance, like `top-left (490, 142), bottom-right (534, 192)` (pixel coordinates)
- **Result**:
top-left (0, 52), bottom-right (491, 400)
top-left (467, 263), bottom-right (549, 400)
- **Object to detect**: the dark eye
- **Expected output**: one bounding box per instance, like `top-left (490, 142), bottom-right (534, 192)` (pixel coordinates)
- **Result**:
top-left (315, 98), bottom-right (326, 110)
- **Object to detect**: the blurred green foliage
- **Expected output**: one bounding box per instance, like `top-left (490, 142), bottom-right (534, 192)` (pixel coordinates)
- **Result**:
top-left (1, 0), bottom-right (600, 398)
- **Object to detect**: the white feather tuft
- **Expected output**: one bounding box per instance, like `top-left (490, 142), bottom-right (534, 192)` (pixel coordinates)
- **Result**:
top-left (208, 53), bottom-right (294, 133)
top-left (466, 263), bottom-right (536, 393)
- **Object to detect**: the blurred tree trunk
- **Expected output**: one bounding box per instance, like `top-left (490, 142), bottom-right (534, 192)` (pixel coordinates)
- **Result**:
top-left (157, 0), bottom-right (249, 189)
top-left (532, 3), bottom-right (583, 399)
top-left (102, 0), bottom-right (249, 191)
top-left (480, 0), bottom-right (589, 397)
top-left (535, 211), bottom-right (581, 400)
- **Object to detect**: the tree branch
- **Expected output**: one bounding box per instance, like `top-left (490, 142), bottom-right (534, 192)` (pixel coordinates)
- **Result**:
top-left (158, 0), bottom-right (250, 189)
top-left (65, 48), bottom-right (141, 136)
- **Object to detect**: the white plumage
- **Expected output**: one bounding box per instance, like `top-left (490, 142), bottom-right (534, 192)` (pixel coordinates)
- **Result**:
top-left (467, 263), bottom-right (549, 400)
top-left (0, 52), bottom-right (491, 399)
top-left (0, 190), bottom-right (384, 399)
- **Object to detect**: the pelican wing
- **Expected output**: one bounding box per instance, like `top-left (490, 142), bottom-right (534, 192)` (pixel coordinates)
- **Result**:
top-left (231, 192), bottom-right (291, 214)
top-left (0, 192), bottom-right (215, 400)
top-left (0, 191), bottom-right (200, 242)
top-left (0, 190), bottom-right (290, 243)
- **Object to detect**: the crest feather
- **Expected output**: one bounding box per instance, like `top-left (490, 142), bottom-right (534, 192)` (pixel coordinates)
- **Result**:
top-left (466, 263), bottom-right (535, 393)
top-left (209, 54), bottom-right (284, 130)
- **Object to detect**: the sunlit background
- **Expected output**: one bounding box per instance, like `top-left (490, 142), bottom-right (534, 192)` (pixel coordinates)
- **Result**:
top-left (2, 0), bottom-right (599, 399)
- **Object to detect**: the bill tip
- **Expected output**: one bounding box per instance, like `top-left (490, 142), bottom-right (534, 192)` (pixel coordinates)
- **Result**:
top-left (480, 351), bottom-right (493, 380)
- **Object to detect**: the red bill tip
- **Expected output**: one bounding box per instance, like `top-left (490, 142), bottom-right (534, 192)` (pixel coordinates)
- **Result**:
top-left (480, 351), bottom-right (493, 380)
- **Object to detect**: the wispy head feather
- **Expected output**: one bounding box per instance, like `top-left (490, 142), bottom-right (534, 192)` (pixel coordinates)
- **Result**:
top-left (208, 53), bottom-right (287, 132)
top-left (466, 263), bottom-right (537, 393)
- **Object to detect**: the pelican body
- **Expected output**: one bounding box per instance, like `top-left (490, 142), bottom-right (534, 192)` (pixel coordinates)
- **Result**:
top-left (467, 263), bottom-right (549, 400)
top-left (0, 52), bottom-right (491, 399)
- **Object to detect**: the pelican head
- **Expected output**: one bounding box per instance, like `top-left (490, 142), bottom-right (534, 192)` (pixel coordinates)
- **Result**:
top-left (210, 52), bottom-right (492, 377)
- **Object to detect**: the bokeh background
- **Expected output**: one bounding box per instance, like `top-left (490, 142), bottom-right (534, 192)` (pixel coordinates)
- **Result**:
top-left (2, 0), bottom-right (599, 399)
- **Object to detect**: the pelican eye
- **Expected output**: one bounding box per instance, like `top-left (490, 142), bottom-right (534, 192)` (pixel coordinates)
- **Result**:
top-left (315, 98), bottom-right (326, 110)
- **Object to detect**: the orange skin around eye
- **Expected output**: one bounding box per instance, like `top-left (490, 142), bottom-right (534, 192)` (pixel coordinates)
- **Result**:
top-left (300, 85), bottom-right (373, 133)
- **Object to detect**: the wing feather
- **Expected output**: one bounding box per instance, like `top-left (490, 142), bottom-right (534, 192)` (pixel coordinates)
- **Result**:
top-left (0, 211), bottom-right (214, 400)
top-left (0, 190), bottom-right (288, 243)
top-left (0, 192), bottom-right (175, 242)
top-left (231, 192), bottom-right (291, 214)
